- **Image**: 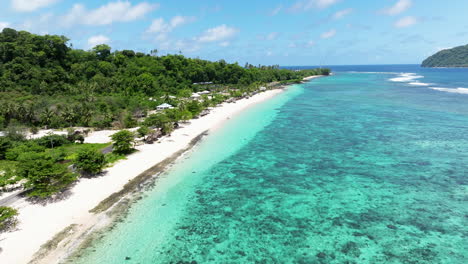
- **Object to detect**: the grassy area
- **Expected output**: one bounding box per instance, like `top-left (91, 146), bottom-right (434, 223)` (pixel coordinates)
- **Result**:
top-left (0, 160), bottom-right (18, 173)
top-left (0, 160), bottom-right (20, 187)
top-left (104, 152), bottom-right (127, 166)
top-left (56, 143), bottom-right (111, 160)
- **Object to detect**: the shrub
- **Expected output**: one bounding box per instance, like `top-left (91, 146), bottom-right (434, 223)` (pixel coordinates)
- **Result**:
top-left (137, 126), bottom-right (150, 139)
top-left (17, 153), bottom-right (77, 198)
top-left (110, 130), bottom-right (135, 154)
top-left (35, 134), bottom-right (70, 148)
top-left (30, 126), bottom-right (40, 135)
top-left (143, 113), bottom-right (171, 128)
top-left (0, 206), bottom-right (18, 232)
top-left (5, 142), bottom-right (46, 161)
top-left (75, 149), bottom-right (107, 175)
top-left (0, 137), bottom-right (13, 159)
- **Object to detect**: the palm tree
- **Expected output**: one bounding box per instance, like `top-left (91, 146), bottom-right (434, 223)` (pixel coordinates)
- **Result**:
top-left (40, 108), bottom-right (54, 129)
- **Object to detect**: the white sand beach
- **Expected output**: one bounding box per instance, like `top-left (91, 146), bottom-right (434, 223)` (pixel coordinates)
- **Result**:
top-left (0, 88), bottom-right (284, 264)
top-left (303, 75), bottom-right (324, 81)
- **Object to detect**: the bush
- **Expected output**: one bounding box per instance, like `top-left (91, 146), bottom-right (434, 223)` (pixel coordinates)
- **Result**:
top-left (137, 126), bottom-right (150, 139)
top-left (4, 125), bottom-right (26, 141)
top-left (0, 137), bottom-right (13, 159)
top-left (143, 113), bottom-right (171, 128)
top-left (30, 126), bottom-right (40, 134)
top-left (110, 130), bottom-right (135, 154)
top-left (0, 206), bottom-right (18, 232)
top-left (75, 149), bottom-right (107, 175)
top-left (17, 153), bottom-right (77, 198)
top-left (35, 134), bottom-right (70, 148)
top-left (5, 142), bottom-right (46, 161)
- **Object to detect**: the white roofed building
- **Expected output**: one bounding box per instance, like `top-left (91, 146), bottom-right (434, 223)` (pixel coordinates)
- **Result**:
top-left (156, 103), bottom-right (174, 110)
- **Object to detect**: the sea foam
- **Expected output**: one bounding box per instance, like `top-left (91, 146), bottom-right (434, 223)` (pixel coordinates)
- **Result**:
top-left (389, 73), bottom-right (424, 82)
top-left (408, 82), bottom-right (432, 86)
top-left (430, 87), bottom-right (468, 94)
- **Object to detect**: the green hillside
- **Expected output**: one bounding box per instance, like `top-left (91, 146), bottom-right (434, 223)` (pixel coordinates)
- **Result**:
top-left (421, 44), bottom-right (468, 67)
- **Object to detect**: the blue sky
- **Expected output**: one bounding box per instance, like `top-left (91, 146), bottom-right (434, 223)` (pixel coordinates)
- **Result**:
top-left (1, 0), bottom-right (467, 65)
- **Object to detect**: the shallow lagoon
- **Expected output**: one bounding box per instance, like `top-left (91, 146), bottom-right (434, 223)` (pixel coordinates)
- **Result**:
top-left (74, 66), bottom-right (467, 264)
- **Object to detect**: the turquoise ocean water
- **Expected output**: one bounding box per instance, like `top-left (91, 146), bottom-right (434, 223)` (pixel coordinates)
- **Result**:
top-left (73, 65), bottom-right (467, 264)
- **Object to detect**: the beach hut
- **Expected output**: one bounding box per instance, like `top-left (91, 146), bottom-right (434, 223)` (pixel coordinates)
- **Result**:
top-left (156, 103), bottom-right (174, 110)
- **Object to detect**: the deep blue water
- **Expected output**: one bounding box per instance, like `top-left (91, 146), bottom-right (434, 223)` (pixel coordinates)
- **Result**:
top-left (73, 65), bottom-right (468, 264)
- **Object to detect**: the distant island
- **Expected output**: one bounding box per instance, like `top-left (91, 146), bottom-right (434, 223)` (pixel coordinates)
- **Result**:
top-left (421, 44), bottom-right (468, 67)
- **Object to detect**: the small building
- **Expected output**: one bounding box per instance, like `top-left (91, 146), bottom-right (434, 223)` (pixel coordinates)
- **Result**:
top-left (199, 90), bottom-right (210, 95)
top-left (156, 103), bottom-right (174, 110)
top-left (259, 86), bottom-right (267, 91)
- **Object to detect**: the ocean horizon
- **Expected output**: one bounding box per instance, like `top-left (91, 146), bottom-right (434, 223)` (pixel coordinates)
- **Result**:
top-left (71, 65), bottom-right (468, 264)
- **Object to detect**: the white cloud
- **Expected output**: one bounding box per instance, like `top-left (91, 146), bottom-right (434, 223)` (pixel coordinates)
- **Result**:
top-left (258, 32), bottom-right (279, 41)
top-left (147, 18), bottom-right (169, 34)
top-left (170, 16), bottom-right (195, 28)
top-left (146, 16), bottom-right (196, 52)
top-left (147, 16), bottom-right (195, 34)
top-left (289, 0), bottom-right (340, 12)
top-left (306, 40), bottom-right (316, 47)
top-left (394, 16), bottom-right (417, 28)
top-left (158, 38), bottom-right (200, 54)
top-left (333, 8), bottom-right (353, 19)
top-left (197, 24), bottom-right (239, 43)
top-left (321, 29), bottom-right (336, 39)
top-left (270, 5), bottom-right (282, 16)
top-left (11, 0), bottom-right (59, 12)
top-left (62, 1), bottom-right (158, 26)
top-left (0, 22), bottom-right (10, 31)
top-left (381, 0), bottom-right (412, 16)
top-left (219, 41), bottom-right (230, 47)
top-left (87, 35), bottom-right (110, 48)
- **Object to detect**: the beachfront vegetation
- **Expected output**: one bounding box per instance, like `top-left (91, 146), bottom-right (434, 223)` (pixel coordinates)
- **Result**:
top-left (422, 44), bottom-right (468, 67)
top-left (75, 150), bottom-right (107, 175)
top-left (0, 132), bottom-right (116, 197)
top-left (0, 206), bottom-right (18, 232)
top-left (18, 152), bottom-right (77, 198)
top-left (0, 27), bottom-right (329, 198)
top-left (111, 130), bottom-right (135, 154)
top-left (0, 28), bottom-right (329, 131)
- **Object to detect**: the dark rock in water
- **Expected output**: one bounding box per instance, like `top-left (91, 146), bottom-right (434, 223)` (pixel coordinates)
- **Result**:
top-left (236, 250), bottom-right (246, 256)
top-left (352, 232), bottom-right (366, 237)
top-left (125, 256), bottom-right (131, 260)
top-left (341, 241), bottom-right (361, 257)
top-left (316, 252), bottom-right (326, 258)
top-left (387, 224), bottom-right (397, 230)
top-left (347, 222), bottom-right (361, 229)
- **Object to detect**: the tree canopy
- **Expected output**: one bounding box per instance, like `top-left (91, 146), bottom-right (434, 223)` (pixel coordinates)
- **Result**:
top-left (422, 44), bottom-right (468, 67)
top-left (0, 28), bottom-right (329, 130)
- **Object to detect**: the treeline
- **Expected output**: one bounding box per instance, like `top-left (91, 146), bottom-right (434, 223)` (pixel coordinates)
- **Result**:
top-left (0, 28), bottom-right (329, 130)
top-left (421, 44), bottom-right (468, 67)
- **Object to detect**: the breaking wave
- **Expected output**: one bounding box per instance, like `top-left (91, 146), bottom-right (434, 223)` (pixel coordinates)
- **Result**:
top-left (429, 87), bottom-right (468, 94)
top-left (389, 73), bottom-right (424, 82)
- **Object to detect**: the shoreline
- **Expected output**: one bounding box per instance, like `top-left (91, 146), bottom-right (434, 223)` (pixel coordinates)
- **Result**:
top-left (302, 75), bottom-right (324, 81)
top-left (0, 88), bottom-right (285, 264)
